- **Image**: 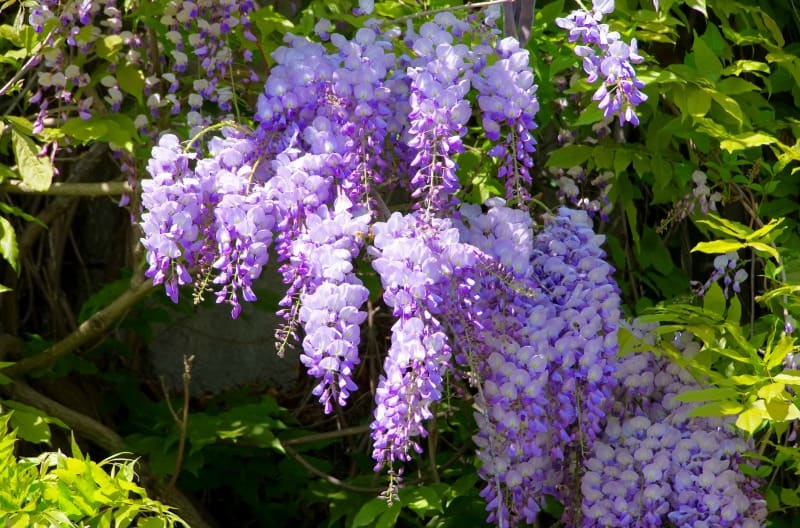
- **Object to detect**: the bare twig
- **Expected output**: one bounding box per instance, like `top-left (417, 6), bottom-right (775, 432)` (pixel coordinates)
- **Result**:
top-left (1, 279), bottom-right (155, 377)
top-left (282, 443), bottom-right (384, 494)
top-left (281, 424), bottom-right (371, 446)
top-left (167, 354), bottom-right (195, 490)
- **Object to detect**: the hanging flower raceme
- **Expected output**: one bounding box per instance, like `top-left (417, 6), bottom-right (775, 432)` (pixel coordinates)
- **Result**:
top-left (457, 203), bottom-right (620, 526)
top-left (556, 0), bottom-right (647, 125)
top-left (140, 129), bottom-right (276, 318)
top-left (579, 326), bottom-right (767, 528)
top-left (474, 37), bottom-right (540, 204)
top-left (369, 212), bottom-right (476, 475)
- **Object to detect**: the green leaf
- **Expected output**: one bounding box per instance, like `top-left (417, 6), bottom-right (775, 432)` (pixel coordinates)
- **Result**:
top-left (746, 242), bottom-right (779, 260)
top-left (726, 294), bottom-right (741, 324)
top-left (687, 88), bottom-right (711, 116)
top-left (691, 240), bottom-right (745, 254)
top-left (780, 487), bottom-right (800, 507)
top-left (353, 498), bottom-right (389, 528)
top-left (61, 117), bottom-right (109, 143)
top-left (116, 63), bottom-right (144, 105)
top-left (545, 145), bottom-right (593, 168)
top-left (757, 382), bottom-right (789, 401)
top-left (687, 400), bottom-right (744, 418)
top-left (765, 400), bottom-right (800, 422)
top-left (136, 517), bottom-right (167, 528)
top-left (693, 215), bottom-right (752, 239)
top-left (96, 34), bottom-right (123, 60)
top-left (691, 30), bottom-right (721, 81)
top-left (376, 502), bottom-right (401, 528)
top-left (710, 92), bottom-right (744, 128)
top-left (735, 406), bottom-right (765, 433)
top-left (675, 387), bottom-right (739, 403)
top-left (3, 402), bottom-right (53, 444)
top-left (703, 282), bottom-right (726, 316)
top-left (766, 334), bottom-right (796, 370)
top-left (0, 217), bottom-right (19, 273)
top-left (573, 105), bottom-right (604, 126)
top-left (10, 129), bottom-right (53, 191)
top-left (746, 218), bottom-right (784, 243)
top-left (720, 132), bottom-right (779, 153)
top-left (721, 60), bottom-right (770, 76)
top-left (399, 486), bottom-right (443, 515)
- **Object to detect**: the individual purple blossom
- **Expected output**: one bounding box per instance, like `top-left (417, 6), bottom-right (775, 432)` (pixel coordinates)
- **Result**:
top-left (556, 0), bottom-right (647, 126)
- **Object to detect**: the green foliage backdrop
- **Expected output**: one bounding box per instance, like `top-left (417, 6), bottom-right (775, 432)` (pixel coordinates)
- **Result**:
top-left (0, 0), bottom-right (798, 526)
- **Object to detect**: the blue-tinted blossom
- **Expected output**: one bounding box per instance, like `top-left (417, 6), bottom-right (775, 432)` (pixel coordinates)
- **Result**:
top-left (580, 326), bottom-right (766, 527)
top-left (296, 196), bottom-right (371, 413)
top-left (457, 203), bottom-right (620, 526)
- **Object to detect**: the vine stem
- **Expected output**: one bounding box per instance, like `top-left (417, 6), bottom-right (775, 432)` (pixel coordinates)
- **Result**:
top-left (1, 279), bottom-right (155, 377)
top-left (0, 180), bottom-right (131, 196)
top-left (386, 0), bottom-right (513, 26)
top-left (282, 443), bottom-right (386, 493)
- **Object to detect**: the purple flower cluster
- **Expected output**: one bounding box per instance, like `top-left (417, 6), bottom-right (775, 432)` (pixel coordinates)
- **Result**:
top-left (295, 196), bottom-right (371, 413)
top-left (692, 251), bottom-right (748, 298)
top-left (580, 329), bottom-right (766, 527)
top-left (474, 37), bottom-right (539, 204)
top-left (404, 20), bottom-right (474, 212)
top-left (556, 0), bottom-right (647, 125)
top-left (140, 129), bottom-right (275, 318)
top-left (457, 203), bottom-right (620, 525)
top-left (146, 0), bottom-right (258, 136)
top-left (369, 212), bottom-right (473, 473)
top-left (29, 0), bottom-right (123, 131)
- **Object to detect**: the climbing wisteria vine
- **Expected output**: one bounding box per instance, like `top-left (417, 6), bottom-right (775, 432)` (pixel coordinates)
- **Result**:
top-left (134, 0), bottom-right (766, 526)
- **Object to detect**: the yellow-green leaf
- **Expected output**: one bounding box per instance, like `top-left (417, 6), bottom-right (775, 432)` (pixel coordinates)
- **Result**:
top-left (747, 242), bottom-right (779, 260)
top-left (11, 129), bottom-right (53, 191)
top-left (767, 334), bottom-right (796, 370)
top-left (687, 400), bottom-right (744, 418)
top-left (692, 240), bottom-right (745, 254)
top-left (0, 217), bottom-right (18, 273)
top-left (757, 382), bottom-right (790, 401)
top-left (735, 407), bottom-right (766, 433)
top-left (765, 400), bottom-right (800, 422)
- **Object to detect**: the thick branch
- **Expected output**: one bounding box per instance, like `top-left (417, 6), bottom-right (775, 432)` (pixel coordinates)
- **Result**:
top-left (1, 279), bottom-right (156, 377)
top-left (2, 381), bottom-right (215, 528)
top-left (0, 180), bottom-right (131, 196)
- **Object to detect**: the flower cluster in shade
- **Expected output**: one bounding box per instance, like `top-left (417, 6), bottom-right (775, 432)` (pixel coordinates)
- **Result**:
top-left (455, 203), bottom-right (621, 526)
top-left (691, 251), bottom-right (748, 299)
top-left (556, 0), bottom-right (647, 125)
top-left (550, 166), bottom-right (614, 221)
top-left (29, 0), bottom-right (123, 132)
top-left (28, 0), bottom-right (260, 208)
top-left (579, 326), bottom-right (766, 527)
